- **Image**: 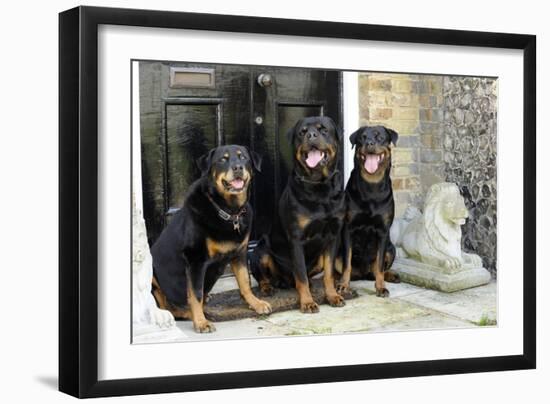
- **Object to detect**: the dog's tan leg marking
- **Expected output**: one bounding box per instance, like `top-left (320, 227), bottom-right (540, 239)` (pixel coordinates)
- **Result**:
top-left (151, 276), bottom-right (168, 309)
top-left (383, 249), bottom-right (400, 283)
top-left (187, 284), bottom-right (215, 333)
top-left (372, 253), bottom-right (389, 298)
top-left (323, 252), bottom-right (345, 307)
top-left (336, 246), bottom-right (353, 295)
top-left (231, 258), bottom-right (272, 315)
top-left (152, 276), bottom-right (192, 319)
top-left (258, 253), bottom-right (277, 296)
top-left (295, 277), bottom-right (319, 313)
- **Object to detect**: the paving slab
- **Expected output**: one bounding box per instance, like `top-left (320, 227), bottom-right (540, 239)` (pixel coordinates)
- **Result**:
top-left (398, 281), bottom-right (497, 325)
top-left (374, 312), bottom-right (473, 332)
top-left (132, 324), bottom-right (190, 344)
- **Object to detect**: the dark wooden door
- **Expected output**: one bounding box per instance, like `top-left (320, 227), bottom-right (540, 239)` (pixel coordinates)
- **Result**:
top-left (139, 61), bottom-right (342, 245)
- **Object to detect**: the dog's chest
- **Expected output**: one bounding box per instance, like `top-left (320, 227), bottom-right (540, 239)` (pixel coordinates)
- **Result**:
top-left (348, 195), bottom-right (393, 228)
top-left (302, 213), bottom-right (342, 241)
top-left (205, 237), bottom-right (247, 262)
top-left (349, 205), bottom-right (392, 236)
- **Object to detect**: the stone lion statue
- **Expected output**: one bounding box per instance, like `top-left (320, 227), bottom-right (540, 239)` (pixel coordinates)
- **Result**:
top-left (391, 182), bottom-right (482, 270)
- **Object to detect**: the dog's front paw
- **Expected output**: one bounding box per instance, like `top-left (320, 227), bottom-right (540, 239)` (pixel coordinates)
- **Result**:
top-left (336, 283), bottom-right (355, 299)
top-left (251, 299), bottom-right (272, 315)
top-left (376, 287), bottom-right (390, 298)
top-left (300, 301), bottom-right (320, 313)
top-left (336, 282), bottom-right (348, 294)
top-left (326, 293), bottom-right (346, 307)
top-left (193, 319), bottom-right (216, 333)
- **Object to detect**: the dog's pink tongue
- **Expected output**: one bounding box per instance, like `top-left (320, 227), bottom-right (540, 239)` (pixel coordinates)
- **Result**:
top-left (230, 179), bottom-right (244, 190)
top-left (364, 154), bottom-right (380, 174)
top-left (305, 150), bottom-right (323, 168)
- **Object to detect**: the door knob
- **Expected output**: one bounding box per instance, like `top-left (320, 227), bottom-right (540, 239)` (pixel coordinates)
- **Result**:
top-left (257, 73), bottom-right (273, 88)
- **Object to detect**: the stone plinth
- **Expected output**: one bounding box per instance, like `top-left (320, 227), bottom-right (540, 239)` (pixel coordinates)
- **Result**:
top-left (392, 256), bottom-right (491, 292)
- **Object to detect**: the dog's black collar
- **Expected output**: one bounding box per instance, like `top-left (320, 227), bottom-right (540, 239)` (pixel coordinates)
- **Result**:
top-left (294, 169), bottom-right (340, 184)
top-left (205, 192), bottom-right (247, 234)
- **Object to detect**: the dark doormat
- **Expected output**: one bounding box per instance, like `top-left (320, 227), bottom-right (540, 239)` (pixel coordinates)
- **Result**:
top-left (201, 278), bottom-right (358, 322)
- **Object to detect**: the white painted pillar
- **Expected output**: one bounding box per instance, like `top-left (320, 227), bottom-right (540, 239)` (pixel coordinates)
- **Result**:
top-left (342, 72), bottom-right (360, 183)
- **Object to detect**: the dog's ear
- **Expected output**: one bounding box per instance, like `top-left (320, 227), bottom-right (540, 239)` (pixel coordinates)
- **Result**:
top-left (285, 127), bottom-right (295, 144)
top-left (323, 116), bottom-right (342, 142)
top-left (250, 151), bottom-right (262, 173)
top-left (196, 148), bottom-right (215, 175)
top-left (244, 147), bottom-right (262, 172)
top-left (335, 125), bottom-right (343, 142)
top-left (349, 128), bottom-right (363, 149)
top-left (286, 125), bottom-right (298, 144)
top-left (385, 127), bottom-right (399, 146)
top-left (286, 119), bottom-right (302, 144)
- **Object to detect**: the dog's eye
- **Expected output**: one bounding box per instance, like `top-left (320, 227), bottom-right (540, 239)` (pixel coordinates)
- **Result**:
top-left (220, 157), bottom-right (227, 163)
top-left (239, 155), bottom-right (246, 160)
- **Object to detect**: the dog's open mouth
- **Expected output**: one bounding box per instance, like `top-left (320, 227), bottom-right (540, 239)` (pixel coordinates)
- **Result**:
top-left (222, 178), bottom-right (246, 192)
top-left (304, 148), bottom-right (328, 168)
top-left (360, 153), bottom-right (385, 174)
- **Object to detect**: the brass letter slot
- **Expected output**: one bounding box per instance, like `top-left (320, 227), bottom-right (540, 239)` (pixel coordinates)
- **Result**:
top-left (169, 67), bottom-right (215, 89)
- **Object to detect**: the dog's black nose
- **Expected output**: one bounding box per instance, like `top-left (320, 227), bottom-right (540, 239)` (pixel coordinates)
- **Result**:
top-left (232, 164), bottom-right (244, 172)
top-left (306, 131), bottom-right (319, 140)
top-left (366, 139), bottom-right (375, 146)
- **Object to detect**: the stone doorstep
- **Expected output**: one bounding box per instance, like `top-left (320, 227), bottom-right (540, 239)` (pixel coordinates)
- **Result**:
top-left (132, 250), bottom-right (496, 343)
top-left (392, 257), bottom-right (492, 293)
top-left (135, 279), bottom-right (496, 343)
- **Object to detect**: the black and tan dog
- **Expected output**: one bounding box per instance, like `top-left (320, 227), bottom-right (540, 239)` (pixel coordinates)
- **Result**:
top-left (336, 125), bottom-right (401, 298)
top-left (251, 116), bottom-right (346, 313)
top-left (151, 145), bottom-right (272, 333)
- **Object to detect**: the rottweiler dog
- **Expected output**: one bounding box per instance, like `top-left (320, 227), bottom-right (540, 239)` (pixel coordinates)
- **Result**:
top-left (251, 116), bottom-right (346, 313)
top-left (151, 145), bottom-right (272, 333)
top-left (336, 125), bottom-right (401, 298)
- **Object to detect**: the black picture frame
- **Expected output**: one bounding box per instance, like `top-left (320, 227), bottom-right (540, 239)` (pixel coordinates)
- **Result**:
top-left (59, 5), bottom-right (536, 398)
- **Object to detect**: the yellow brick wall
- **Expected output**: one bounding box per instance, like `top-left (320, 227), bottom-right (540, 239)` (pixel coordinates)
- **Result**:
top-left (358, 73), bottom-right (444, 216)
